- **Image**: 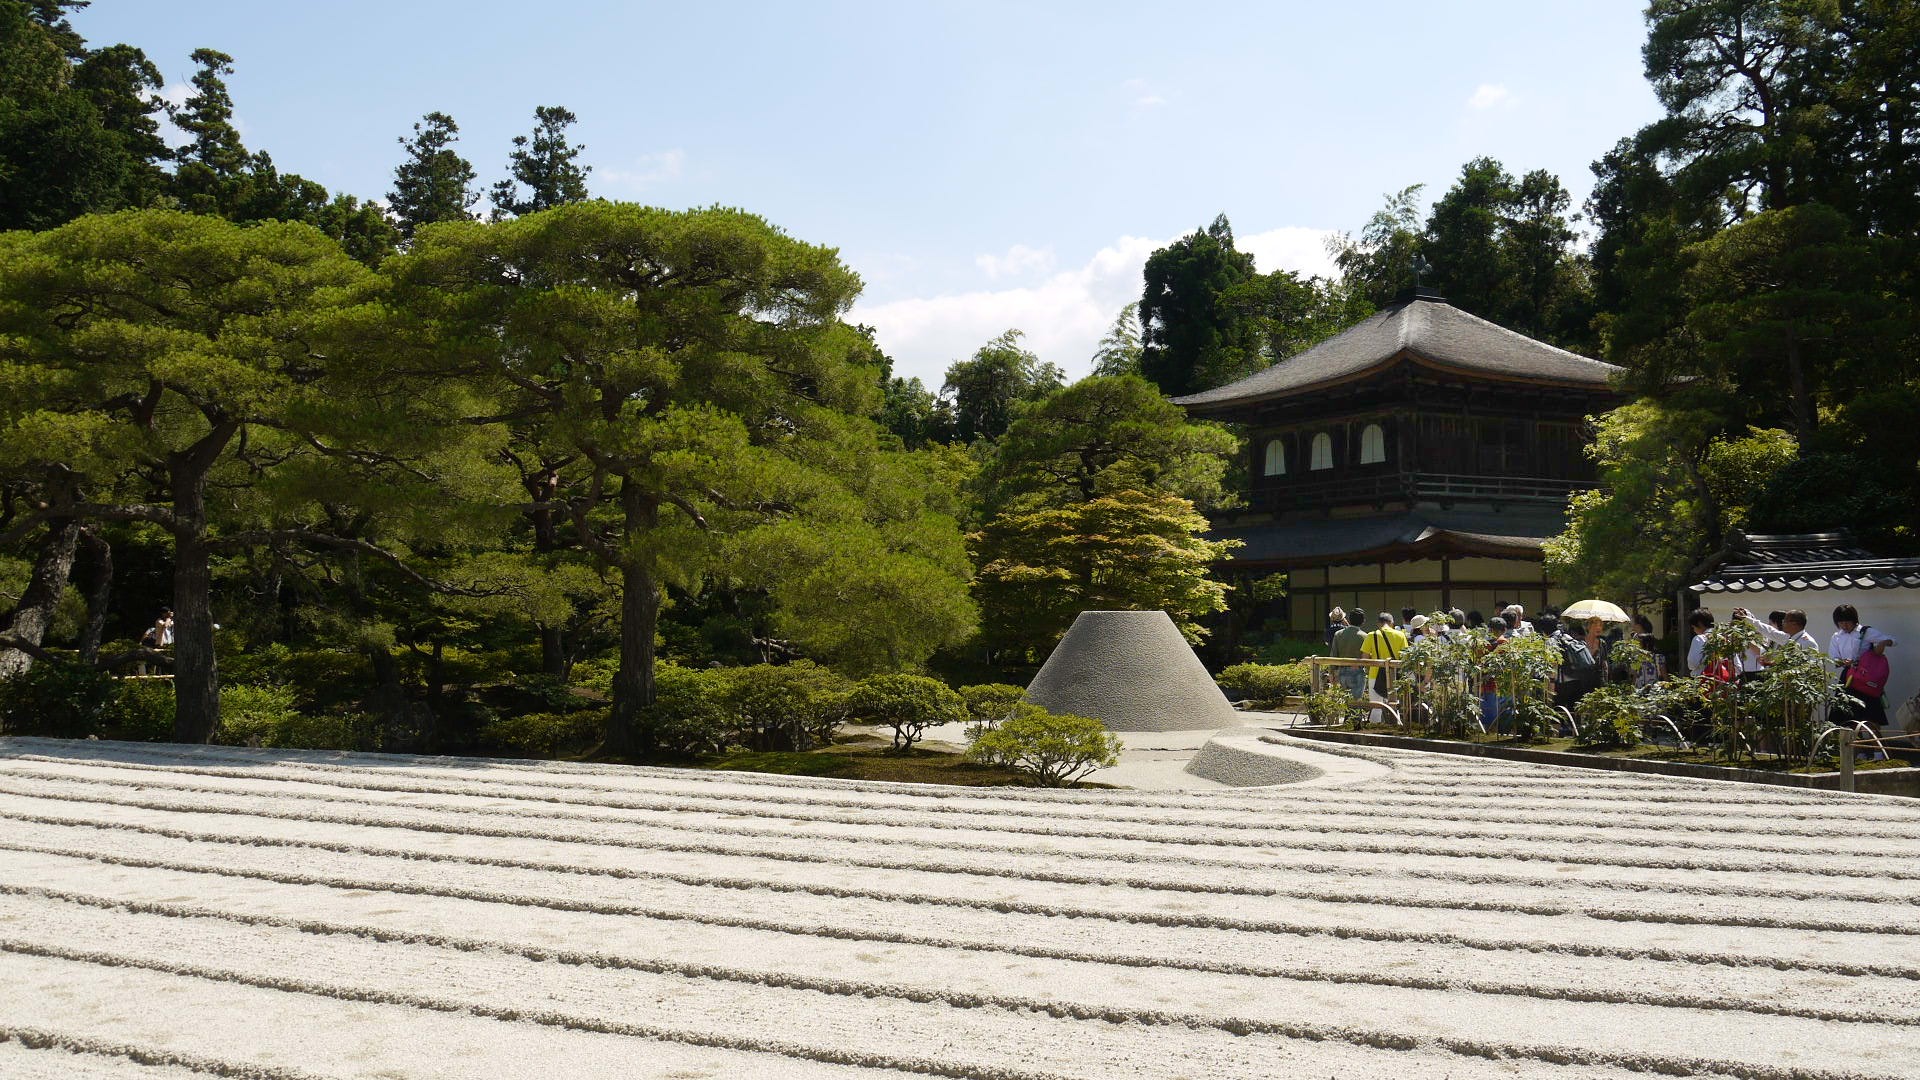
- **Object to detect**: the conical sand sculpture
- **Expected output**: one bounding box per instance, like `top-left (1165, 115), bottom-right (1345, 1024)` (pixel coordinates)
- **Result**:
top-left (1026, 610), bottom-right (1240, 732)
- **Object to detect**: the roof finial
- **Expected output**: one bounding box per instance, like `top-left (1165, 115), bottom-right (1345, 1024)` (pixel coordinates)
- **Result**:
top-left (1411, 253), bottom-right (1431, 288)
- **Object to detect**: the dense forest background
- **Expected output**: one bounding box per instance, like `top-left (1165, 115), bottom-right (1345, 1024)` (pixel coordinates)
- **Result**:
top-left (1, 0), bottom-right (1915, 754)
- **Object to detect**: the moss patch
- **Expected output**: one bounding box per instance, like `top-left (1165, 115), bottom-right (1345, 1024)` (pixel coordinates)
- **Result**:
top-left (694, 742), bottom-right (1044, 787)
top-left (1336, 722), bottom-right (1913, 772)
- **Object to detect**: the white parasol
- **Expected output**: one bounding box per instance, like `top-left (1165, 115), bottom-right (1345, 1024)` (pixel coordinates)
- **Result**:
top-left (1561, 599), bottom-right (1631, 623)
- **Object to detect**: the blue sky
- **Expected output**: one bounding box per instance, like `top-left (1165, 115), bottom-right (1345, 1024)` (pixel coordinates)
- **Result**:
top-left (75, 1), bottom-right (1663, 385)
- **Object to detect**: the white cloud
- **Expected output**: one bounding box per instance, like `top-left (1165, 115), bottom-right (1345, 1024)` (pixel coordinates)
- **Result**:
top-left (853, 225), bottom-right (1339, 387)
top-left (974, 243), bottom-right (1056, 279)
top-left (1135, 94), bottom-right (1167, 107)
top-left (1467, 83), bottom-right (1512, 110)
top-left (600, 148), bottom-right (686, 193)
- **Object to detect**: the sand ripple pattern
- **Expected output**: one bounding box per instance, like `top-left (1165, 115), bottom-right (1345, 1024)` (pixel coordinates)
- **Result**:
top-left (1, 735), bottom-right (1917, 1079)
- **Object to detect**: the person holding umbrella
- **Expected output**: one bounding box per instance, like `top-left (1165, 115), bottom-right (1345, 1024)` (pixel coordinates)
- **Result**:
top-left (1556, 600), bottom-right (1631, 707)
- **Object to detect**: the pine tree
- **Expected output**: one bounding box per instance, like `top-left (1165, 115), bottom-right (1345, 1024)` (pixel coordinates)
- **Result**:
top-left (488, 105), bottom-right (590, 220)
top-left (389, 111), bottom-right (476, 239)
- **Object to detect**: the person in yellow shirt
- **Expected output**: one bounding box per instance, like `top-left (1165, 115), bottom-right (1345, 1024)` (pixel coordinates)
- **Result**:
top-left (1360, 612), bottom-right (1409, 697)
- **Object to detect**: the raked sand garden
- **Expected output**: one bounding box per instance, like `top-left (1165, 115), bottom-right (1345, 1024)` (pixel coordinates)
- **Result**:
top-left (1, 734), bottom-right (1918, 1079)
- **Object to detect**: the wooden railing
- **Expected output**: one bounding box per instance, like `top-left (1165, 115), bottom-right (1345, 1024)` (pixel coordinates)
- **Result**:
top-left (1253, 472), bottom-right (1597, 511)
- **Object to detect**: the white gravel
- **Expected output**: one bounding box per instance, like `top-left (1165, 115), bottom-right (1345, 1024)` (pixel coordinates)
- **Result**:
top-left (2, 736), bottom-right (1918, 1079)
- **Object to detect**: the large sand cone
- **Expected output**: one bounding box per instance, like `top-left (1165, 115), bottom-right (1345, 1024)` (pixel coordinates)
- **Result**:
top-left (1026, 610), bottom-right (1240, 732)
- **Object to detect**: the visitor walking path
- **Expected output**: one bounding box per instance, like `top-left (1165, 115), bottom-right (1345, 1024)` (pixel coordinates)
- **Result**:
top-left (0, 735), bottom-right (1916, 1078)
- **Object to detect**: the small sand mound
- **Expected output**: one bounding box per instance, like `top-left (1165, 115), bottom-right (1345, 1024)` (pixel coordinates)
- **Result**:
top-left (1026, 610), bottom-right (1240, 732)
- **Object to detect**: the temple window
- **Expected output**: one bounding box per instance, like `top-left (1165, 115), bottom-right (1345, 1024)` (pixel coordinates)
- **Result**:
top-left (1263, 439), bottom-right (1287, 476)
top-left (1359, 423), bottom-right (1386, 465)
top-left (1309, 432), bottom-right (1334, 471)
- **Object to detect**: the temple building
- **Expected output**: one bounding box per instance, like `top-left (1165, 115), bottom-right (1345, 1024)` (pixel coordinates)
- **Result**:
top-left (1172, 288), bottom-right (1623, 638)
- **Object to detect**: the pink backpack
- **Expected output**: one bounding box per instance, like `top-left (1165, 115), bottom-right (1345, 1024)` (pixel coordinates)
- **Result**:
top-left (1846, 628), bottom-right (1890, 698)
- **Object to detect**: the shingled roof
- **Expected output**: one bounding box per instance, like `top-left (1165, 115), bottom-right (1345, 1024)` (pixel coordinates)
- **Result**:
top-left (1172, 291), bottom-right (1622, 410)
top-left (1214, 506), bottom-right (1567, 567)
top-left (1694, 533), bottom-right (1920, 593)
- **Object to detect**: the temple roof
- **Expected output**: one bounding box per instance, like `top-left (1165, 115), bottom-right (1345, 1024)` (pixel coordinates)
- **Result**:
top-left (1172, 291), bottom-right (1623, 412)
top-left (1215, 506), bottom-right (1566, 568)
top-left (1694, 533), bottom-right (1920, 593)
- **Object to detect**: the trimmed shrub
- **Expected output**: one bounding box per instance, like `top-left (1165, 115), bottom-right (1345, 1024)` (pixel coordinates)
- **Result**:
top-left (105, 679), bottom-right (176, 741)
top-left (479, 710), bottom-right (605, 758)
top-left (1216, 662), bottom-right (1310, 705)
top-left (958, 683), bottom-right (1027, 738)
top-left (217, 684), bottom-right (370, 750)
top-left (643, 664), bottom-right (731, 758)
top-left (967, 708), bottom-right (1121, 787)
top-left (713, 662), bottom-right (851, 752)
top-left (1305, 683), bottom-right (1363, 727)
top-left (847, 674), bottom-right (966, 752)
top-left (0, 663), bottom-right (116, 738)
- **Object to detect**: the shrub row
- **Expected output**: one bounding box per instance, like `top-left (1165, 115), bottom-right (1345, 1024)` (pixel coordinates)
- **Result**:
top-left (1215, 662), bottom-right (1311, 705)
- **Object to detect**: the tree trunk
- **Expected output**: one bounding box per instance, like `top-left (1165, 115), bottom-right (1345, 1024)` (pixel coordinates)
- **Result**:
top-left (169, 522), bottom-right (219, 742)
top-left (605, 486), bottom-right (659, 759)
top-left (540, 625), bottom-right (567, 678)
top-left (526, 467), bottom-right (569, 678)
top-left (168, 424), bottom-right (238, 744)
top-left (78, 528), bottom-right (112, 666)
top-left (1784, 335), bottom-right (1816, 440)
top-left (0, 520), bottom-right (81, 678)
top-left (365, 645), bottom-right (413, 749)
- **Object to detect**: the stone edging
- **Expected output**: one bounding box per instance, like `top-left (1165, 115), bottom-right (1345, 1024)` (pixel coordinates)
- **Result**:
top-left (1282, 727), bottom-right (1920, 797)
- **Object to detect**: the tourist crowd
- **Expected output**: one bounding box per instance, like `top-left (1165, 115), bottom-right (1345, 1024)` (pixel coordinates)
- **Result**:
top-left (1322, 599), bottom-right (1898, 737)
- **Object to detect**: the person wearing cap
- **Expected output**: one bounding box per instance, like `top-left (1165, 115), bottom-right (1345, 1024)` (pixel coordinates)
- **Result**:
top-left (1329, 609), bottom-right (1368, 701)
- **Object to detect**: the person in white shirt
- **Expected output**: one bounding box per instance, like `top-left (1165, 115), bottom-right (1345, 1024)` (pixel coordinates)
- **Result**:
top-left (1828, 603), bottom-right (1896, 730)
top-left (1684, 608), bottom-right (1751, 677)
top-left (1736, 606), bottom-right (1819, 653)
top-left (1504, 604), bottom-right (1532, 635)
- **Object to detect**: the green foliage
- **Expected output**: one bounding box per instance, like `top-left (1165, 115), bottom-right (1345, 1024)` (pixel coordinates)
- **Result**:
top-left (641, 663), bottom-right (733, 758)
top-left (970, 490), bottom-right (1239, 660)
top-left (711, 661), bottom-right (850, 751)
top-left (1574, 683), bottom-right (1650, 749)
top-left (958, 683), bottom-right (1027, 736)
top-left (965, 708), bottom-right (1120, 787)
top-left (0, 2), bottom-right (168, 230)
top-left (0, 661), bottom-right (114, 737)
top-left (1089, 303), bottom-right (1143, 378)
top-left (1544, 401), bottom-right (1798, 604)
top-left (1745, 639), bottom-right (1853, 762)
top-left (488, 104), bottom-right (590, 219)
top-left (389, 111), bottom-right (477, 239)
top-left (1215, 662), bottom-right (1310, 705)
top-left (940, 330), bottom-right (1064, 443)
top-left (1304, 682), bottom-right (1363, 728)
top-left (1482, 632), bottom-right (1562, 740)
top-left (979, 375), bottom-right (1238, 514)
top-left (396, 200), bottom-right (966, 754)
top-left (479, 710), bottom-right (604, 759)
top-left (103, 679), bottom-right (174, 741)
top-left (1139, 214), bottom-right (1259, 396)
top-left (1393, 621), bottom-right (1486, 738)
top-left (217, 683), bottom-right (370, 750)
top-left (846, 673), bottom-right (965, 752)
top-left (1330, 186), bottom-right (1425, 307)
